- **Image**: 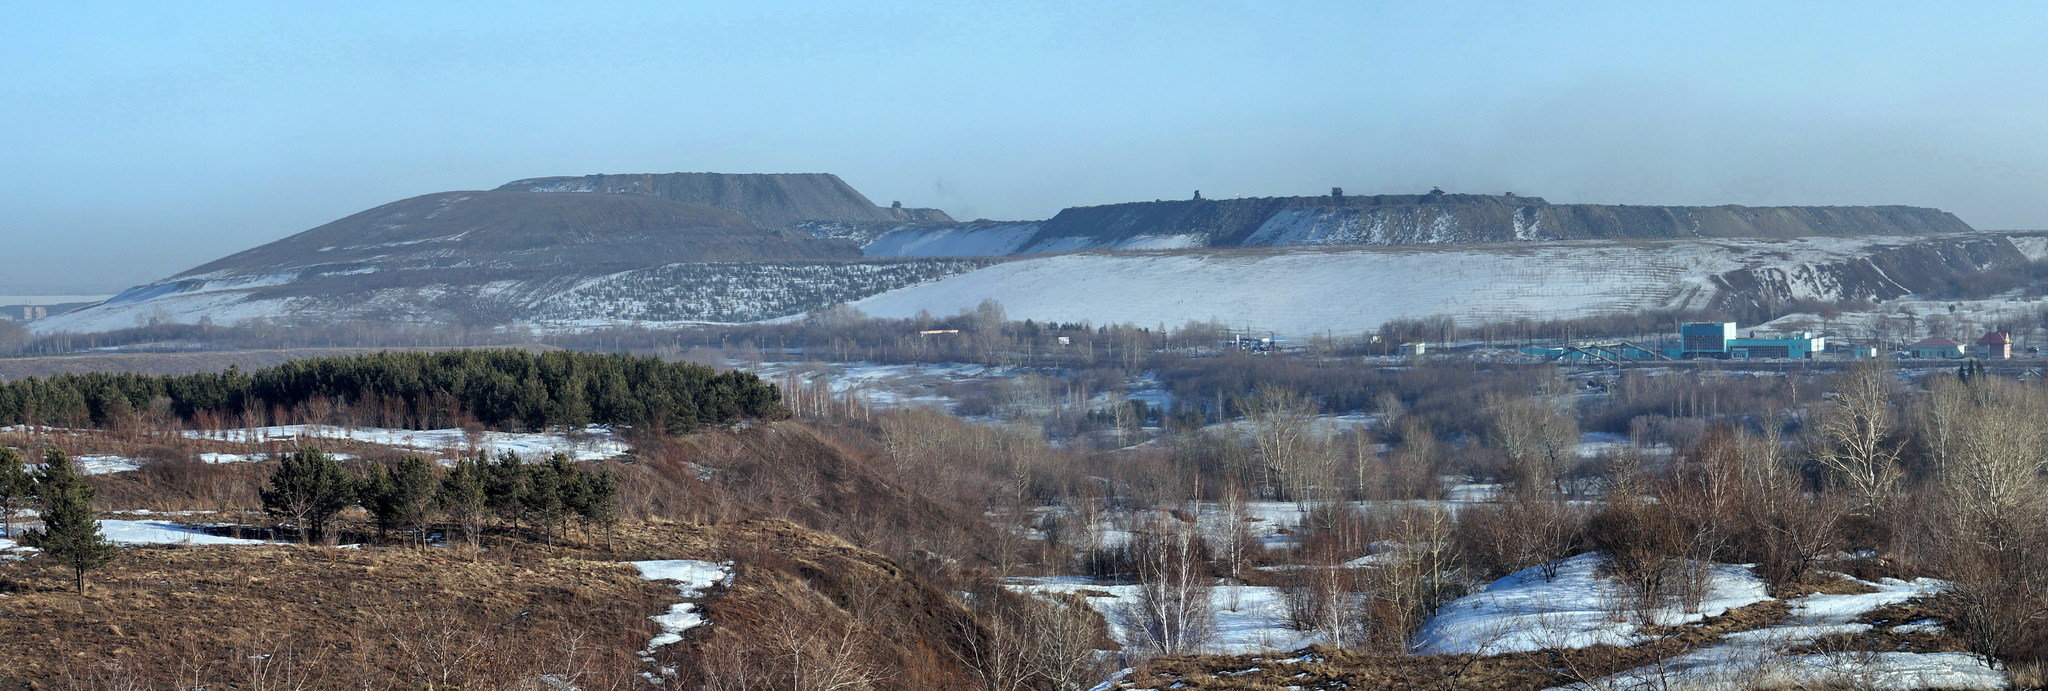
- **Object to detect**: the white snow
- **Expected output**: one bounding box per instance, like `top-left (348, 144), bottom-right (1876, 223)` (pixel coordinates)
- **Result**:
top-left (1413, 552), bottom-right (1771, 655)
top-left (97, 520), bottom-right (270, 546)
top-left (627, 560), bottom-right (733, 653)
top-left (848, 234), bottom-right (2041, 336)
top-left (1008, 578), bottom-right (1320, 655)
top-left (1547, 575), bottom-right (2001, 690)
top-left (71, 455), bottom-right (144, 475)
top-left (1403, 553), bottom-right (2001, 689)
top-left (183, 424), bottom-right (629, 461)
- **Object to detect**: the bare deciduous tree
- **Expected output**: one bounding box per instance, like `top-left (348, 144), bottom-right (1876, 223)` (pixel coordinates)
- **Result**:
top-left (1807, 359), bottom-right (1902, 513)
top-left (1119, 516), bottom-right (1215, 655)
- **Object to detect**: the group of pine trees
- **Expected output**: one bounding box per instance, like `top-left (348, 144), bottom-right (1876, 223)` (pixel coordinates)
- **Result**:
top-left (0, 349), bottom-right (782, 431)
top-left (261, 447), bottom-right (620, 548)
top-left (0, 448), bottom-right (115, 592)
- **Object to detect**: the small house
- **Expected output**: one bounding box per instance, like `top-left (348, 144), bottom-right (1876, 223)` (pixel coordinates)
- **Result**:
top-left (1974, 332), bottom-right (2013, 359)
top-left (1398, 342), bottom-right (1427, 356)
top-left (1907, 337), bottom-right (1967, 359)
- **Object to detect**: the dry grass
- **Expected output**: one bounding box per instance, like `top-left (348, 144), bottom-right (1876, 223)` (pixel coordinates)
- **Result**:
top-left (0, 540), bottom-right (672, 689)
top-left (1769, 570), bottom-right (1882, 600)
top-left (0, 516), bottom-right (1002, 690)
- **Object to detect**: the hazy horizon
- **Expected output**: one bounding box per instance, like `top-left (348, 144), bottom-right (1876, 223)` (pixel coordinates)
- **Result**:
top-left (7, 1), bottom-right (2048, 293)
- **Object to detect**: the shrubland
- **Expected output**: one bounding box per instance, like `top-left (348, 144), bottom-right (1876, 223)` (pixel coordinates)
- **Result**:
top-left (3, 327), bottom-right (2046, 688)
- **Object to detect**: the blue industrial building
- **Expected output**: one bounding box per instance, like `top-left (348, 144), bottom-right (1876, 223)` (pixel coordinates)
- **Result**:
top-left (1676, 322), bottom-right (1826, 360)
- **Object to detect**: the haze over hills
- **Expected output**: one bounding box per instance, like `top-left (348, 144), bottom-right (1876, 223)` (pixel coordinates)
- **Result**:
top-left (33, 171), bottom-right (2014, 337)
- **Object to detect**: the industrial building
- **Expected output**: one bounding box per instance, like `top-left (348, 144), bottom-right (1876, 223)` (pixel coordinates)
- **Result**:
top-left (1677, 322), bottom-right (1826, 360)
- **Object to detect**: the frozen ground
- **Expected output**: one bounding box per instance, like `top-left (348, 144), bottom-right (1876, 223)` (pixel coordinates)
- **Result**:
top-left (97, 519), bottom-right (271, 546)
top-left (1414, 552), bottom-right (1771, 655)
top-left (1546, 574), bottom-right (2000, 690)
top-left (627, 559), bottom-right (733, 658)
top-left (72, 455), bottom-right (143, 475)
top-left (2, 519), bottom-right (270, 548)
top-left (847, 236), bottom-right (1980, 336)
top-left (183, 424), bottom-right (629, 461)
top-left (1007, 577), bottom-right (1321, 655)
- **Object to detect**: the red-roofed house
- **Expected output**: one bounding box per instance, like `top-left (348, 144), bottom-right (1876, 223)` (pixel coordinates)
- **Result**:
top-left (1908, 337), bottom-right (1967, 359)
top-left (1974, 332), bottom-right (2013, 359)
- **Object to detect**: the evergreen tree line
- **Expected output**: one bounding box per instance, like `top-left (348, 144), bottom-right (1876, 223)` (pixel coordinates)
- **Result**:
top-left (261, 447), bottom-right (620, 547)
top-left (0, 448), bottom-right (116, 592)
top-left (0, 349), bottom-right (782, 431)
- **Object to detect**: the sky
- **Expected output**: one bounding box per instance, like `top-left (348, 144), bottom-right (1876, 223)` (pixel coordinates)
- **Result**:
top-left (5, 1), bottom-right (2047, 293)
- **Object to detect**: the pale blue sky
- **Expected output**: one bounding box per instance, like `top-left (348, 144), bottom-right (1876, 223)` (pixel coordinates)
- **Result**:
top-left (5, 1), bottom-right (2046, 292)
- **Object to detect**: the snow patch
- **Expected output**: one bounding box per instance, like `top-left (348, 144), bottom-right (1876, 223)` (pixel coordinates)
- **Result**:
top-left (1413, 552), bottom-right (1770, 655)
top-left (628, 560), bottom-right (733, 654)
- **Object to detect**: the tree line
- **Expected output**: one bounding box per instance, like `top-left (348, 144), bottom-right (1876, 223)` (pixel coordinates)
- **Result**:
top-left (262, 447), bottom-right (620, 548)
top-left (0, 349), bottom-right (782, 432)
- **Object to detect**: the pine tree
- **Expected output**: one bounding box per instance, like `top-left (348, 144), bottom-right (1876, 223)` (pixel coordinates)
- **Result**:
top-left (360, 463), bottom-right (395, 539)
top-left (377, 456), bottom-right (437, 545)
top-left (524, 456), bottom-right (567, 545)
top-left (0, 448), bottom-right (32, 539)
top-left (483, 451), bottom-right (528, 529)
top-left (435, 457), bottom-right (487, 550)
top-left (577, 468), bottom-right (622, 551)
top-left (24, 450), bottom-right (115, 592)
top-left (261, 447), bottom-right (355, 544)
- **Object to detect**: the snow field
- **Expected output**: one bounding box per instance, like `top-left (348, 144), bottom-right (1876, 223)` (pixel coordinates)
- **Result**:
top-left (1, 520), bottom-right (269, 548)
top-left (1413, 552), bottom-right (1771, 655)
top-left (849, 234), bottom-right (2031, 337)
top-left (96, 520), bottom-right (270, 546)
top-left (1545, 575), bottom-right (2000, 690)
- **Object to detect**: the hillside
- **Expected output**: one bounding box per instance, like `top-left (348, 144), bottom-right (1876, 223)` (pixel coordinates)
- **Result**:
top-left (177, 189), bottom-right (854, 278)
top-left (33, 174), bottom-right (2002, 338)
top-left (498, 172), bottom-right (954, 229)
top-left (856, 192), bottom-right (1975, 258)
top-left (847, 232), bottom-right (2048, 335)
top-left (37, 231), bottom-right (2043, 337)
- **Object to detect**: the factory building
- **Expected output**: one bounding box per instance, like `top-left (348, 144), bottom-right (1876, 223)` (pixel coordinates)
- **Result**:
top-left (1676, 322), bottom-right (1826, 360)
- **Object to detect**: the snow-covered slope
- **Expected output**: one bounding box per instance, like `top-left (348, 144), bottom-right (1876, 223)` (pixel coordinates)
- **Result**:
top-left (847, 234), bottom-right (2044, 336)
top-left (42, 231), bottom-right (2044, 337)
